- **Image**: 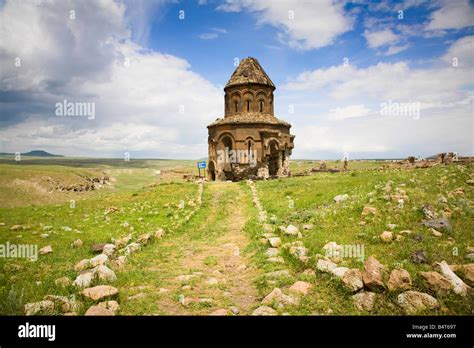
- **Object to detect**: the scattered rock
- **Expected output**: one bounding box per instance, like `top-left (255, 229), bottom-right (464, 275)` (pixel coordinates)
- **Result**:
top-left (125, 242), bottom-right (141, 255)
top-left (90, 254), bottom-right (108, 267)
top-left (102, 244), bottom-right (116, 257)
top-left (397, 291), bottom-right (439, 314)
top-left (251, 306), bottom-right (277, 316)
top-left (362, 256), bottom-right (386, 292)
top-left (288, 281), bottom-right (312, 296)
top-left (264, 270), bottom-right (290, 278)
top-left (284, 224), bottom-right (299, 236)
top-left (387, 269), bottom-right (412, 292)
top-left (430, 228), bottom-right (443, 237)
top-left (411, 250), bottom-right (429, 264)
top-left (449, 264), bottom-right (474, 286)
top-left (266, 248), bottom-right (279, 257)
top-left (420, 271), bottom-right (453, 296)
top-left (91, 243), bottom-right (106, 253)
top-left (85, 305), bottom-right (114, 316)
top-left (176, 274), bottom-right (197, 283)
top-left (210, 309), bottom-right (229, 316)
top-left (94, 265), bottom-right (117, 283)
top-left (39, 245), bottom-right (53, 255)
top-left (302, 224), bottom-right (314, 230)
top-left (40, 234), bottom-right (49, 239)
top-left (316, 259), bottom-right (337, 273)
top-left (229, 306), bottom-right (240, 314)
top-left (154, 229), bottom-right (165, 239)
top-left (43, 295), bottom-right (78, 313)
top-left (268, 237), bottom-right (282, 248)
top-left (361, 206), bottom-right (377, 216)
top-left (421, 204), bottom-right (437, 219)
top-left (352, 292), bottom-right (376, 311)
top-left (72, 239), bottom-right (83, 248)
top-left (24, 300), bottom-right (55, 315)
top-left (422, 218), bottom-right (452, 233)
top-left (137, 233), bottom-right (152, 245)
top-left (74, 259), bottom-right (91, 272)
top-left (342, 269), bottom-right (364, 292)
top-left (331, 267), bottom-right (350, 278)
top-left (334, 194), bottom-right (349, 203)
top-left (262, 288), bottom-right (297, 308)
top-left (55, 277), bottom-right (71, 287)
top-left (380, 231), bottom-right (393, 242)
top-left (82, 285), bottom-right (119, 301)
top-left (435, 261), bottom-right (470, 297)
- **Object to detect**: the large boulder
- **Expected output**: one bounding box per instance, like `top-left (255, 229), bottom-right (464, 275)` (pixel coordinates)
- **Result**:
top-left (397, 291), bottom-right (439, 314)
top-left (251, 306), bottom-right (276, 316)
top-left (422, 218), bottom-right (452, 233)
top-left (352, 292), bottom-right (377, 311)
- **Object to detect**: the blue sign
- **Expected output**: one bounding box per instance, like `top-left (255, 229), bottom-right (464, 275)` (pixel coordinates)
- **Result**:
top-left (197, 161), bottom-right (206, 169)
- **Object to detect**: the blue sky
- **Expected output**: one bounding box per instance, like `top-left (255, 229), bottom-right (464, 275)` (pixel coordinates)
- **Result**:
top-left (0, 0), bottom-right (473, 159)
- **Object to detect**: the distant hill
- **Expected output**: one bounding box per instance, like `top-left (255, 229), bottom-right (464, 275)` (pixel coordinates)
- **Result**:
top-left (0, 150), bottom-right (63, 157)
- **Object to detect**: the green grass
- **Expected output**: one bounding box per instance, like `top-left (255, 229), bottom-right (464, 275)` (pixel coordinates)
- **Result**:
top-left (0, 158), bottom-right (472, 316)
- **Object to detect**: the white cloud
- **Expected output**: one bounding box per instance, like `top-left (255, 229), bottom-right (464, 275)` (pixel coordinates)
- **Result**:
top-left (364, 29), bottom-right (400, 48)
top-left (217, 0), bottom-right (354, 50)
top-left (326, 104), bottom-right (371, 120)
top-left (384, 44), bottom-right (410, 56)
top-left (280, 36), bottom-right (473, 158)
top-left (426, 0), bottom-right (474, 31)
top-left (0, 0), bottom-right (222, 158)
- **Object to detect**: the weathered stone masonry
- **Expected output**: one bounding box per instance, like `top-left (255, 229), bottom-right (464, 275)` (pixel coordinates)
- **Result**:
top-left (207, 57), bottom-right (295, 181)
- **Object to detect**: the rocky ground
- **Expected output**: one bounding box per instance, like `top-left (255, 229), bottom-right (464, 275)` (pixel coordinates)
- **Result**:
top-left (0, 161), bottom-right (472, 315)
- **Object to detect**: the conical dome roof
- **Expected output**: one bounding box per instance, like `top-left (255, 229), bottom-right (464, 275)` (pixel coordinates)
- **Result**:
top-left (225, 57), bottom-right (275, 89)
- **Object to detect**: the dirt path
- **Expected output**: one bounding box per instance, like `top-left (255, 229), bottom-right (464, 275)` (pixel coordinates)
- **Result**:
top-left (147, 182), bottom-right (260, 315)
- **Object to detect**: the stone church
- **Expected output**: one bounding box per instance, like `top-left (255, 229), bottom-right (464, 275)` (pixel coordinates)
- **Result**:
top-left (207, 57), bottom-right (295, 181)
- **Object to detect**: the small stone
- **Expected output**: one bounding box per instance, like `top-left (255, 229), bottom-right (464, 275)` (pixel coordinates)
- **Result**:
top-left (102, 244), bottom-right (116, 257)
top-left (85, 305), bottom-right (114, 316)
top-left (55, 277), bottom-right (71, 287)
top-left (466, 179), bottom-right (474, 186)
top-left (251, 306), bottom-right (277, 316)
top-left (39, 245), bottom-right (53, 255)
top-left (361, 206), bottom-right (377, 216)
top-left (288, 281), bottom-right (312, 296)
top-left (210, 309), bottom-right (229, 316)
top-left (91, 243), bottom-right (106, 253)
top-left (137, 233), bottom-right (151, 245)
top-left (82, 285), bottom-right (119, 301)
top-left (342, 269), bottom-right (364, 292)
top-left (380, 231), bottom-right (393, 242)
top-left (206, 278), bottom-right (219, 285)
top-left (97, 300), bottom-right (119, 314)
top-left (73, 270), bottom-right (94, 288)
top-left (411, 250), bottom-right (429, 264)
top-left (262, 288), bottom-right (297, 308)
top-left (362, 256), bottom-right (386, 292)
top-left (399, 230), bottom-right (413, 235)
top-left (285, 224), bottom-right (299, 236)
top-left (268, 256), bottom-right (285, 263)
top-left (94, 265), bottom-right (117, 283)
top-left (90, 254), bottom-right (108, 267)
top-left (268, 237), bottom-right (282, 248)
top-left (422, 218), bottom-right (452, 233)
top-left (266, 248), bottom-right (279, 257)
top-left (387, 224), bottom-right (397, 230)
top-left (316, 259), bottom-right (337, 273)
top-left (72, 239), bottom-right (83, 248)
top-left (334, 194), bottom-right (349, 203)
top-left (387, 269), bottom-right (412, 292)
top-left (154, 229), bottom-right (165, 238)
top-left (176, 274), bottom-right (197, 282)
top-left (125, 242), bottom-right (141, 254)
top-left (40, 234), bottom-right (49, 238)
top-left (420, 271), bottom-right (452, 296)
top-left (229, 306), bottom-right (240, 314)
top-left (431, 228), bottom-right (443, 237)
top-left (264, 270), bottom-right (290, 278)
top-left (352, 292), bottom-right (376, 311)
top-left (24, 300), bottom-right (55, 315)
top-left (302, 224), bottom-right (314, 230)
top-left (397, 291), bottom-right (439, 314)
top-left (74, 259), bottom-right (91, 272)
top-left (302, 268), bottom-right (316, 276)
top-left (331, 267), bottom-right (350, 278)
top-left (421, 204), bottom-right (437, 219)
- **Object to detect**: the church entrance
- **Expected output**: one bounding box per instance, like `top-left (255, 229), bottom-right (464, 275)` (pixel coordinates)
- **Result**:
top-left (208, 161), bottom-right (216, 181)
top-left (268, 141), bottom-right (280, 176)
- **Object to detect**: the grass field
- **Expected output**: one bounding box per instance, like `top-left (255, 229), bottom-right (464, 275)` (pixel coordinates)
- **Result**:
top-left (0, 158), bottom-right (472, 316)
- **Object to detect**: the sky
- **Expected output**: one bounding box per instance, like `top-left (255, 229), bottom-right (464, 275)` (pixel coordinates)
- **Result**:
top-left (0, 0), bottom-right (473, 159)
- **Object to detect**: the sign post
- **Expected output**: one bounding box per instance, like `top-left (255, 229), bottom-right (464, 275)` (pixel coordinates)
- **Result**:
top-left (197, 161), bottom-right (206, 178)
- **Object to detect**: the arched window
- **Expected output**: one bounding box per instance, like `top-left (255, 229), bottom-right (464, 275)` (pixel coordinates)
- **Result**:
top-left (234, 101), bottom-right (238, 113)
top-left (259, 100), bottom-right (264, 112)
top-left (247, 100), bottom-right (250, 112)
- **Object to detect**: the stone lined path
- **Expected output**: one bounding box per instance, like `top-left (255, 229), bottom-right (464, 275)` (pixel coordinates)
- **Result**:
top-left (121, 182), bottom-right (260, 315)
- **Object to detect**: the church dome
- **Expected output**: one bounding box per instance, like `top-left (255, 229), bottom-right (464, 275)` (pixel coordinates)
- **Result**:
top-left (225, 57), bottom-right (275, 90)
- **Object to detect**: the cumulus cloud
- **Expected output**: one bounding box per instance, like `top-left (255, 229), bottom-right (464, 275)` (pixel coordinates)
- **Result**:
top-left (280, 36), bottom-right (473, 158)
top-left (0, 0), bottom-right (222, 158)
top-left (426, 0), bottom-right (474, 31)
top-left (217, 0), bottom-right (354, 50)
top-left (364, 29), bottom-right (400, 48)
